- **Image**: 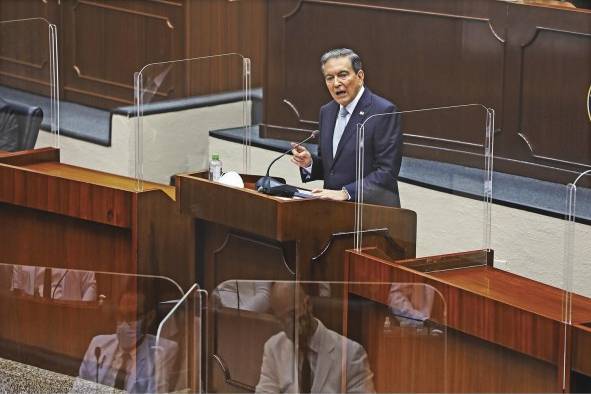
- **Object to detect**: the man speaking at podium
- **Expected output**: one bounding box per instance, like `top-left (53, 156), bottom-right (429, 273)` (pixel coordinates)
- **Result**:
top-left (291, 48), bottom-right (402, 207)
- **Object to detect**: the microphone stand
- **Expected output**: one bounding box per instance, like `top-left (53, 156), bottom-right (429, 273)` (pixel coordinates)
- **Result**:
top-left (94, 346), bottom-right (101, 383)
top-left (256, 130), bottom-right (318, 194)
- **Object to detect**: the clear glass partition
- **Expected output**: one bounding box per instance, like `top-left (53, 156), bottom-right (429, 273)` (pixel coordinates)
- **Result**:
top-left (354, 104), bottom-right (494, 258)
top-left (209, 280), bottom-right (447, 393)
top-left (565, 170), bottom-right (591, 322)
top-left (0, 18), bottom-right (59, 151)
top-left (134, 54), bottom-right (252, 190)
top-left (0, 263), bottom-right (202, 393)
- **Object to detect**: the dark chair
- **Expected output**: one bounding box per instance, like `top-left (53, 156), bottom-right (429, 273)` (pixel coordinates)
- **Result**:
top-left (2, 99), bottom-right (43, 151)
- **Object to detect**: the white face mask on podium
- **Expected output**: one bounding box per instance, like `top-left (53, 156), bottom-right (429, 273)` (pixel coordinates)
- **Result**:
top-left (218, 171), bottom-right (244, 188)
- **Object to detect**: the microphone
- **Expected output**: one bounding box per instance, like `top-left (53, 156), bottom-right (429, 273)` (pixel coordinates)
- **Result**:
top-left (256, 130), bottom-right (318, 194)
top-left (94, 346), bottom-right (101, 383)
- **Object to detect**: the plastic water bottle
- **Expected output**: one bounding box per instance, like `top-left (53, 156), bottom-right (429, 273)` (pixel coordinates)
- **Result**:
top-left (209, 153), bottom-right (222, 181)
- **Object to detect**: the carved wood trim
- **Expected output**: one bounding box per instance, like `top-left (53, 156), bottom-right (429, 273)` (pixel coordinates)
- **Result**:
top-left (0, 57), bottom-right (47, 70)
top-left (63, 85), bottom-right (132, 105)
top-left (0, 71), bottom-right (50, 87)
top-left (70, 0), bottom-right (176, 93)
top-left (517, 26), bottom-right (591, 168)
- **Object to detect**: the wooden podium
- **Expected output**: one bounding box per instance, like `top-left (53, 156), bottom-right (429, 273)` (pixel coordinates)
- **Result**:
top-left (176, 172), bottom-right (418, 391)
top-left (176, 172), bottom-right (417, 290)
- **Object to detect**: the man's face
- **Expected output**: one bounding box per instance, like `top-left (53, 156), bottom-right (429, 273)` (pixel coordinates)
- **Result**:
top-left (322, 56), bottom-right (364, 107)
top-left (273, 294), bottom-right (313, 344)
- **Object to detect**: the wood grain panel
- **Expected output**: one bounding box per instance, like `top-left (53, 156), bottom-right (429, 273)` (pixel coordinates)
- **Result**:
top-left (0, 164), bottom-right (133, 228)
top-left (0, 203), bottom-right (131, 272)
top-left (518, 27), bottom-right (591, 169)
top-left (573, 324), bottom-right (591, 376)
top-left (61, 0), bottom-right (185, 108)
top-left (265, 0), bottom-right (505, 146)
top-left (135, 189), bottom-right (196, 289)
top-left (346, 251), bottom-right (576, 365)
top-left (186, 0), bottom-right (267, 95)
top-left (350, 297), bottom-right (557, 392)
top-left (345, 250), bottom-right (584, 392)
top-left (0, 9), bottom-right (54, 96)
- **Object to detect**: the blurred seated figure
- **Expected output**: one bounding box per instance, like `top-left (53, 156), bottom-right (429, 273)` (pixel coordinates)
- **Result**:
top-left (0, 264), bottom-right (12, 292)
top-left (73, 286), bottom-right (178, 393)
top-left (11, 266), bottom-right (97, 301)
top-left (388, 283), bottom-right (435, 327)
top-left (256, 282), bottom-right (375, 393)
top-left (215, 280), bottom-right (271, 313)
top-left (0, 97), bottom-right (19, 151)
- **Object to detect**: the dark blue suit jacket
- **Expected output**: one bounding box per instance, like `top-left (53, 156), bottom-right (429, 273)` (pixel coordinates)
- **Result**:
top-left (302, 88), bottom-right (402, 207)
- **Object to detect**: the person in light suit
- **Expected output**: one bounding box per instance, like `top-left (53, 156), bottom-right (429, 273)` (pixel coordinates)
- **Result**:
top-left (255, 283), bottom-right (375, 393)
top-left (72, 289), bottom-right (178, 393)
top-left (291, 48), bottom-right (402, 207)
top-left (11, 266), bottom-right (96, 301)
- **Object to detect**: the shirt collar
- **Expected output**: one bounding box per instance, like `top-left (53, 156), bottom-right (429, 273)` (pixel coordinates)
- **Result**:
top-left (340, 85), bottom-right (365, 116)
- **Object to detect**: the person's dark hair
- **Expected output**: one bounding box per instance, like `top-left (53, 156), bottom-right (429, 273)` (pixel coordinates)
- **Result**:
top-left (320, 48), bottom-right (363, 74)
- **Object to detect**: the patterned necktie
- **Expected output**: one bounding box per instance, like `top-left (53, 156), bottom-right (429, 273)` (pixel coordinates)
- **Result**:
top-left (332, 106), bottom-right (349, 158)
top-left (114, 352), bottom-right (131, 390)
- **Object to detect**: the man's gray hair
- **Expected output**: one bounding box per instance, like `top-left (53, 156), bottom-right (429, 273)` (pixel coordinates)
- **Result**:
top-left (320, 48), bottom-right (363, 74)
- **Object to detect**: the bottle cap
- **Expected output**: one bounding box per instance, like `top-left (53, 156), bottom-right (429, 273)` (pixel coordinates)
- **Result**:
top-left (212, 154), bottom-right (220, 160)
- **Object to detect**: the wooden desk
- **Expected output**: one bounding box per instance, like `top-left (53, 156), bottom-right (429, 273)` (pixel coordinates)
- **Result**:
top-left (346, 249), bottom-right (591, 392)
top-left (0, 148), bottom-right (191, 281)
top-left (0, 148), bottom-right (195, 380)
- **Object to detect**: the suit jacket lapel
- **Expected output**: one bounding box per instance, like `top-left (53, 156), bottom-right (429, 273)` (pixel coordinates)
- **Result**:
top-left (311, 323), bottom-right (336, 392)
top-left (331, 89), bottom-right (372, 167)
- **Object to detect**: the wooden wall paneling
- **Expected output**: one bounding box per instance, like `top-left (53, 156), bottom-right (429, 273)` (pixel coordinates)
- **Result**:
top-left (495, 4), bottom-right (591, 182)
top-left (0, 1), bottom-right (57, 96)
top-left (186, 0), bottom-right (267, 95)
top-left (263, 0), bottom-right (506, 142)
top-left (264, 1), bottom-right (591, 184)
top-left (60, 0), bottom-right (186, 109)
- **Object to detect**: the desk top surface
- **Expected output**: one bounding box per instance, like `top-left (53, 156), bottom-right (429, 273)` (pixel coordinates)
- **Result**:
top-left (432, 265), bottom-right (591, 324)
top-left (19, 161), bottom-right (175, 200)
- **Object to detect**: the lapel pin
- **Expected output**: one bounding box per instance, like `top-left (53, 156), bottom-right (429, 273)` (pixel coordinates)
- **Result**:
top-left (359, 111), bottom-right (365, 116)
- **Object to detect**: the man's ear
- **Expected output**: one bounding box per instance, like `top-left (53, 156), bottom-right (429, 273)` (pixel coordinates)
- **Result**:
top-left (357, 69), bottom-right (365, 82)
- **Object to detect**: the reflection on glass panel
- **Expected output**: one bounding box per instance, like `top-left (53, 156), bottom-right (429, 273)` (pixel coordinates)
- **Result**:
top-left (11, 266), bottom-right (96, 301)
top-left (0, 264), bottom-right (193, 393)
top-left (210, 280), bottom-right (445, 393)
top-left (0, 18), bottom-right (58, 151)
top-left (135, 54), bottom-right (252, 190)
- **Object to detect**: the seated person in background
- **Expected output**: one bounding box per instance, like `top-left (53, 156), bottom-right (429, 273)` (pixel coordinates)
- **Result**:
top-left (388, 283), bottom-right (435, 327)
top-left (11, 266), bottom-right (97, 301)
top-left (215, 280), bottom-right (271, 313)
top-left (256, 282), bottom-right (375, 393)
top-left (73, 286), bottom-right (178, 393)
top-left (0, 97), bottom-right (20, 151)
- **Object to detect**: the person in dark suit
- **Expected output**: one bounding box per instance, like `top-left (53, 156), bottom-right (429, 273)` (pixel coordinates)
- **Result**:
top-left (291, 48), bottom-right (402, 207)
top-left (0, 97), bottom-right (20, 152)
